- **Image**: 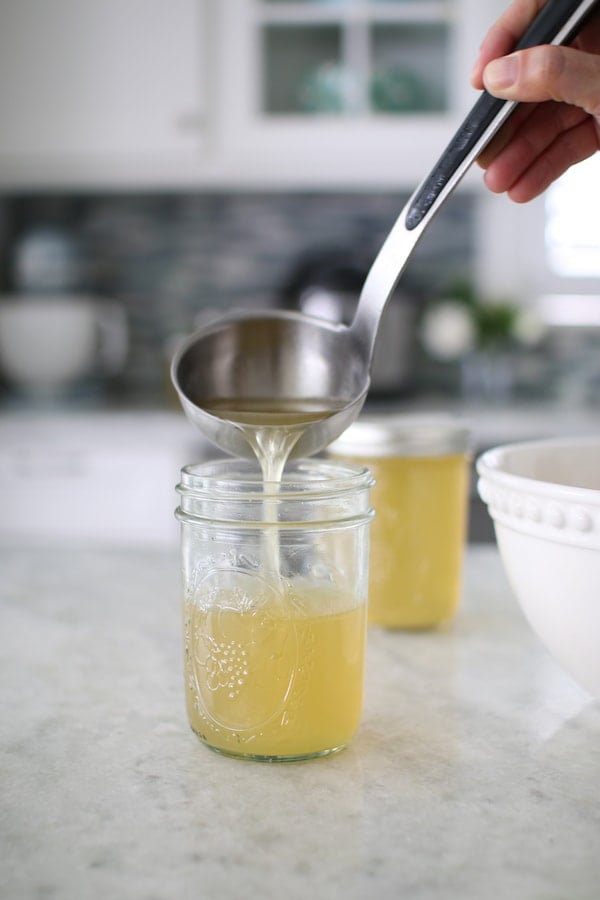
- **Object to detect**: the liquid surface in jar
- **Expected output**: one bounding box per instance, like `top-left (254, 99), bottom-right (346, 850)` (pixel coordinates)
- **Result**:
top-left (184, 583), bottom-right (366, 759)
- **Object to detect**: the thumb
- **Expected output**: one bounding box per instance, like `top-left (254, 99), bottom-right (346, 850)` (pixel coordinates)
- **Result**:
top-left (483, 45), bottom-right (600, 116)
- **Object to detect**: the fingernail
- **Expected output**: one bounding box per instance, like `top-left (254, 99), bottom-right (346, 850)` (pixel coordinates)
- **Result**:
top-left (484, 54), bottom-right (519, 90)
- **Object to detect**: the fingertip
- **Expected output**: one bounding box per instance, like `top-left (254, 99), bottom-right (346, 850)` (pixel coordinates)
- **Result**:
top-left (483, 54), bottom-right (519, 94)
top-left (482, 165), bottom-right (506, 195)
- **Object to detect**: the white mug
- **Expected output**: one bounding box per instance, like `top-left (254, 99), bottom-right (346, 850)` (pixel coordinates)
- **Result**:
top-left (0, 294), bottom-right (128, 395)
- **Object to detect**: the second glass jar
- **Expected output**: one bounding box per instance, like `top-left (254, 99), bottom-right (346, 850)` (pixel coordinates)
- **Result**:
top-left (329, 414), bottom-right (470, 629)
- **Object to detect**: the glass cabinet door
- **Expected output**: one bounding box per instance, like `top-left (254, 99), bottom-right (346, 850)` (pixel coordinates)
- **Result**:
top-left (263, 25), bottom-right (345, 113)
top-left (258, 0), bottom-right (452, 117)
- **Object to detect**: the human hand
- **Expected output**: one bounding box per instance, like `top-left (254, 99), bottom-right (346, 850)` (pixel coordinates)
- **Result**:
top-left (470, 0), bottom-right (600, 201)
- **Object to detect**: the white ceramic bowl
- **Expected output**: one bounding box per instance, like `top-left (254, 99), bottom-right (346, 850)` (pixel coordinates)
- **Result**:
top-left (476, 436), bottom-right (600, 697)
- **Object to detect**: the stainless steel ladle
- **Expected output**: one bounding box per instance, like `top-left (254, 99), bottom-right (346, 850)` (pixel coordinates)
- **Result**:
top-left (172, 0), bottom-right (598, 460)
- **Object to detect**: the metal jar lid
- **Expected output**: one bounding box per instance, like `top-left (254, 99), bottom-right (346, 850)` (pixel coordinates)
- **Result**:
top-left (328, 412), bottom-right (470, 458)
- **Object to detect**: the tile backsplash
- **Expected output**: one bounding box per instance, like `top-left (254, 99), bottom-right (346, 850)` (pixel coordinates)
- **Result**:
top-left (0, 190), bottom-right (475, 402)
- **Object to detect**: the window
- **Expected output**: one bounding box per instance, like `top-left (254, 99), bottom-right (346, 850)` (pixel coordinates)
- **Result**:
top-left (476, 152), bottom-right (600, 328)
top-left (545, 154), bottom-right (600, 278)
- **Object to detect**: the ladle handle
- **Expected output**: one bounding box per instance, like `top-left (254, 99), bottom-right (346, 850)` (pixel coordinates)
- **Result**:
top-left (405, 0), bottom-right (600, 230)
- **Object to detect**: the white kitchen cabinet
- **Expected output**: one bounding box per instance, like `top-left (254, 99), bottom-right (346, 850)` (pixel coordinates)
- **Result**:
top-left (0, 0), bottom-right (207, 187)
top-left (214, 0), bottom-right (505, 187)
top-left (0, 0), bottom-right (504, 188)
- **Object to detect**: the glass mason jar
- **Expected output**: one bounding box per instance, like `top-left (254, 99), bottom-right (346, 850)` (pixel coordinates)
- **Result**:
top-left (329, 414), bottom-right (470, 630)
top-left (175, 458), bottom-right (374, 762)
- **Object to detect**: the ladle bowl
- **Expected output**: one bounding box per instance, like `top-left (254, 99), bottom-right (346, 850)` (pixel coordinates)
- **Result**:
top-left (171, 309), bottom-right (369, 460)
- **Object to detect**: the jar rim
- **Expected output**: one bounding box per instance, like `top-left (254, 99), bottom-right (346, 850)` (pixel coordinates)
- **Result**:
top-left (175, 457), bottom-right (374, 529)
top-left (328, 413), bottom-right (469, 458)
top-left (176, 457), bottom-right (374, 500)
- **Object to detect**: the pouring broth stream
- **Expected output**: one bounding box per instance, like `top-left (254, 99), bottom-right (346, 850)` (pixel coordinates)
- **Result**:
top-left (204, 397), bottom-right (349, 575)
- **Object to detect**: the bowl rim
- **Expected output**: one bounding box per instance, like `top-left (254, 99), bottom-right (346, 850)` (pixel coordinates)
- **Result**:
top-left (476, 435), bottom-right (600, 508)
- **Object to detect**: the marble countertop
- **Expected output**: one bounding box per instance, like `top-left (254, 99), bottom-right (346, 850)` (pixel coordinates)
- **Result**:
top-left (1, 544), bottom-right (599, 900)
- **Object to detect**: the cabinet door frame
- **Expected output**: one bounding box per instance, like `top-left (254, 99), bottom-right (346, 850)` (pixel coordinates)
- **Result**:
top-left (214, 0), bottom-right (503, 187)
